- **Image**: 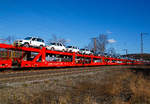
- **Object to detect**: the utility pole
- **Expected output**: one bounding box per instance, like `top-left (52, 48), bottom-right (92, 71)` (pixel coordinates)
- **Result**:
top-left (92, 37), bottom-right (97, 53)
top-left (140, 33), bottom-right (148, 54)
top-left (141, 33), bottom-right (143, 54)
top-left (123, 49), bottom-right (128, 55)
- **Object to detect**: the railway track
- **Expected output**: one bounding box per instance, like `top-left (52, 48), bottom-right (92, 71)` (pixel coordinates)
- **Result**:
top-left (0, 66), bottom-right (133, 83)
top-left (0, 65), bottom-right (134, 74)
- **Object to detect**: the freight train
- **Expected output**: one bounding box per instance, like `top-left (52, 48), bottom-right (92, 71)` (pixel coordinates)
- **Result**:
top-left (0, 43), bottom-right (143, 69)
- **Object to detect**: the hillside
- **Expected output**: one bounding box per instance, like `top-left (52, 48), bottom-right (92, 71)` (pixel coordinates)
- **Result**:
top-left (122, 53), bottom-right (150, 61)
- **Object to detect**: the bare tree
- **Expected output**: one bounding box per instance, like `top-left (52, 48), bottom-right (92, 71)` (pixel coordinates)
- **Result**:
top-left (47, 34), bottom-right (69, 45)
top-left (97, 34), bottom-right (108, 53)
top-left (0, 38), bottom-right (7, 43)
top-left (107, 47), bottom-right (116, 56)
top-left (5, 35), bottom-right (16, 44)
top-left (88, 34), bottom-right (108, 53)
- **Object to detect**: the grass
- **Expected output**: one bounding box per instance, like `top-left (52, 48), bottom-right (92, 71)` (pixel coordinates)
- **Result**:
top-left (0, 67), bottom-right (150, 104)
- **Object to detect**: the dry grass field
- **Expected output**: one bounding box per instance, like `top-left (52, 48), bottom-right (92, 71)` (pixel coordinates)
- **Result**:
top-left (0, 65), bottom-right (150, 104)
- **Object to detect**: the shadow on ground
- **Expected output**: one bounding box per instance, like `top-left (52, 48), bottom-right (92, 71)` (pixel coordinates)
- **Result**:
top-left (130, 65), bottom-right (150, 76)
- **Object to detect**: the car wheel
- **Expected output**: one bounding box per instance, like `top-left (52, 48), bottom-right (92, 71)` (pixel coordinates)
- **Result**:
top-left (51, 47), bottom-right (55, 51)
top-left (23, 43), bottom-right (30, 47)
top-left (40, 45), bottom-right (43, 49)
top-left (62, 49), bottom-right (65, 52)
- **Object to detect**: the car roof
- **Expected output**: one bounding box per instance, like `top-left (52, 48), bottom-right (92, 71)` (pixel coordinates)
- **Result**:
top-left (26, 37), bottom-right (43, 39)
top-left (51, 42), bottom-right (63, 43)
top-left (80, 48), bottom-right (89, 50)
top-left (67, 46), bottom-right (78, 47)
top-left (50, 42), bottom-right (64, 45)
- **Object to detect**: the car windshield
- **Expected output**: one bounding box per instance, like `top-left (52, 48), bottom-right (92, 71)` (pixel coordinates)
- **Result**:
top-left (24, 37), bottom-right (32, 40)
top-left (80, 49), bottom-right (85, 51)
top-left (67, 46), bottom-right (72, 48)
top-left (50, 43), bottom-right (56, 45)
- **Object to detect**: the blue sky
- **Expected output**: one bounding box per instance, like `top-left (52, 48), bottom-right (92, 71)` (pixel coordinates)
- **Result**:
top-left (0, 0), bottom-right (150, 54)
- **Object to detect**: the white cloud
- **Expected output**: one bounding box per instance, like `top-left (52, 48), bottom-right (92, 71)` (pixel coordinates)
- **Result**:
top-left (66, 39), bottom-right (71, 43)
top-left (106, 30), bottom-right (112, 34)
top-left (108, 39), bottom-right (116, 43)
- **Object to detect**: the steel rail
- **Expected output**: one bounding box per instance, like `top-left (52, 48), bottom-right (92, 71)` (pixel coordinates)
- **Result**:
top-left (0, 65), bottom-right (131, 75)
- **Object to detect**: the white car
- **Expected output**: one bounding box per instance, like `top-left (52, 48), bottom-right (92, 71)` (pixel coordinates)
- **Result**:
top-left (14, 37), bottom-right (45, 48)
top-left (66, 46), bottom-right (79, 53)
top-left (80, 49), bottom-right (92, 55)
top-left (46, 42), bottom-right (66, 52)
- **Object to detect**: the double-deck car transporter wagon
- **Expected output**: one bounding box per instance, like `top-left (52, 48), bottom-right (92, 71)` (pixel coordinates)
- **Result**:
top-left (0, 43), bottom-right (142, 69)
